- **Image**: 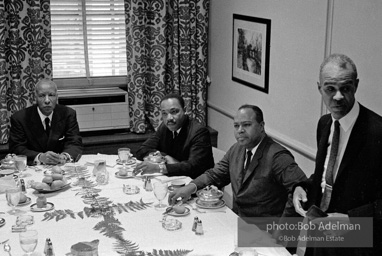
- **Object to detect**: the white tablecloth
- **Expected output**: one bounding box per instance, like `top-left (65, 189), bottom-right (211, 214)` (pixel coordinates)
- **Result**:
top-left (0, 155), bottom-right (291, 256)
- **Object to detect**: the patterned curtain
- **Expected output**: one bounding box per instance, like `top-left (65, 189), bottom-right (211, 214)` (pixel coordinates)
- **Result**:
top-left (125, 0), bottom-right (210, 133)
top-left (0, 0), bottom-right (52, 144)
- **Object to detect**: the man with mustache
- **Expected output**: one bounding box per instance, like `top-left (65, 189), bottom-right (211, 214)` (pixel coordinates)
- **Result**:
top-left (135, 93), bottom-right (214, 179)
top-left (9, 79), bottom-right (83, 165)
top-left (168, 104), bottom-right (307, 219)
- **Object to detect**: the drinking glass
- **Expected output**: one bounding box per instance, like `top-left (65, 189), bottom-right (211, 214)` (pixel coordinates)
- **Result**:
top-left (19, 230), bottom-right (38, 256)
top-left (14, 155), bottom-right (27, 178)
top-left (153, 182), bottom-right (168, 209)
top-left (118, 148), bottom-right (131, 170)
top-left (6, 187), bottom-right (21, 215)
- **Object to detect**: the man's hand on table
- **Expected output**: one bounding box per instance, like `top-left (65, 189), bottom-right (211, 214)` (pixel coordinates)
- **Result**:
top-left (164, 155), bottom-right (179, 164)
top-left (168, 184), bottom-right (196, 205)
top-left (135, 161), bottom-right (161, 175)
top-left (39, 151), bottom-right (65, 165)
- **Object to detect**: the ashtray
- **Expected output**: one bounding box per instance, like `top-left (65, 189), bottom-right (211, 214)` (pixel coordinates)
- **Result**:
top-left (16, 215), bottom-right (34, 226)
top-left (123, 184), bottom-right (140, 195)
top-left (161, 216), bottom-right (182, 231)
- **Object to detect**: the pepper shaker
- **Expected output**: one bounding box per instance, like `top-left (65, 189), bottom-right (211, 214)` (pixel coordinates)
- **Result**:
top-left (192, 216), bottom-right (199, 232)
top-left (195, 220), bottom-right (204, 235)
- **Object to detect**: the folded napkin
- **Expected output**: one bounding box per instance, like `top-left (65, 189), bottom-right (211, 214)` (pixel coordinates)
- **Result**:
top-left (0, 175), bottom-right (17, 193)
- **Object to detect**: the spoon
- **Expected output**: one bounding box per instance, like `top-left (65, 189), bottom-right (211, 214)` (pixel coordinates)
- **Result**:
top-left (3, 243), bottom-right (12, 256)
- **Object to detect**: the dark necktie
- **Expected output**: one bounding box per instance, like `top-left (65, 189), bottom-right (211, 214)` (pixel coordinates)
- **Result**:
top-left (45, 117), bottom-right (51, 136)
top-left (240, 150), bottom-right (253, 184)
top-left (320, 120), bottom-right (340, 211)
top-left (173, 131), bottom-right (178, 139)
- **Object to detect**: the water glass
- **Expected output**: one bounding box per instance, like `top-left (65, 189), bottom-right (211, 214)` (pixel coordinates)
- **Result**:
top-left (118, 148), bottom-right (131, 170)
top-left (19, 229), bottom-right (38, 255)
top-left (153, 182), bottom-right (168, 209)
top-left (6, 187), bottom-right (21, 215)
top-left (14, 155), bottom-right (27, 177)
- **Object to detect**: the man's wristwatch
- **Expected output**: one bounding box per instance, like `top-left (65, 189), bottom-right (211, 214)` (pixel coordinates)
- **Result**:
top-left (158, 163), bottom-right (166, 174)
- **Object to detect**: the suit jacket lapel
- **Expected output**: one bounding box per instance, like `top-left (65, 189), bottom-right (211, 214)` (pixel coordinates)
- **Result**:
top-left (336, 106), bottom-right (366, 180)
top-left (315, 118), bottom-right (332, 179)
top-left (241, 136), bottom-right (267, 186)
top-left (48, 108), bottom-right (64, 148)
top-left (29, 106), bottom-right (49, 149)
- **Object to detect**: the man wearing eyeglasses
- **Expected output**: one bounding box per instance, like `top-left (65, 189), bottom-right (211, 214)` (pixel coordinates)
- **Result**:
top-left (9, 79), bottom-right (83, 165)
top-left (135, 93), bottom-right (214, 179)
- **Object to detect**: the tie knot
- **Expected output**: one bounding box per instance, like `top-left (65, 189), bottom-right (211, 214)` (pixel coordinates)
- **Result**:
top-left (173, 131), bottom-right (178, 139)
top-left (246, 150), bottom-right (252, 158)
top-left (334, 120), bottom-right (340, 129)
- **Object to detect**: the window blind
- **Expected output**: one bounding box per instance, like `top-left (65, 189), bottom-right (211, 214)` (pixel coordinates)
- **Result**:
top-left (51, 0), bottom-right (127, 80)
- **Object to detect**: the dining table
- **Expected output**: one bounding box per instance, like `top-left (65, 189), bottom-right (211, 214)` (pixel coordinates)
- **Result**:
top-left (0, 154), bottom-right (292, 256)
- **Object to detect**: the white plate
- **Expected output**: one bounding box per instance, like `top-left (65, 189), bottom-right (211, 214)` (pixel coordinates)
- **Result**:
top-left (167, 207), bottom-right (190, 217)
top-left (0, 218), bottom-right (5, 227)
top-left (195, 199), bottom-right (226, 209)
top-left (33, 183), bottom-right (71, 193)
top-left (115, 172), bottom-right (135, 179)
top-left (0, 169), bottom-right (14, 176)
top-left (30, 202), bottom-right (54, 212)
top-left (116, 158), bottom-right (137, 165)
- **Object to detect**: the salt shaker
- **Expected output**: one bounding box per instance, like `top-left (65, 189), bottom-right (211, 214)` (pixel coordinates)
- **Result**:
top-left (195, 220), bottom-right (204, 235)
top-left (144, 177), bottom-right (153, 191)
top-left (192, 216), bottom-right (199, 232)
top-left (45, 240), bottom-right (55, 256)
top-left (44, 238), bottom-right (51, 255)
top-left (20, 179), bottom-right (26, 193)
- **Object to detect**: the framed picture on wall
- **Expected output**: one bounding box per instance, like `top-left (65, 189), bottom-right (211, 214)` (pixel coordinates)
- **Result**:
top-left (232, 14), bottom-right (271, 93)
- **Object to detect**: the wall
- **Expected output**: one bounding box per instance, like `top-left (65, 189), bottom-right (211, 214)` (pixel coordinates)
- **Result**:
top-left (208, 0), bottom-right (327, 175)
top-left (331, 0), bottom-right (382, 116)
top-left (207, 0), bottom-right (382, 177)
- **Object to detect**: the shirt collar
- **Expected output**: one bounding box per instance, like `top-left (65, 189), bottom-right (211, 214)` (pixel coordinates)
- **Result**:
top-left (333, 101), bottom-right (359, 132)
top-left (247, 137), bottom-right (264, 156)
top-left (37, 107), bottom-right (53, 123)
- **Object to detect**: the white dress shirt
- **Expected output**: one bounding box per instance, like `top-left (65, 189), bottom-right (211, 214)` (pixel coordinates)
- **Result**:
top-left (321, 101), bottom-right (360, 192)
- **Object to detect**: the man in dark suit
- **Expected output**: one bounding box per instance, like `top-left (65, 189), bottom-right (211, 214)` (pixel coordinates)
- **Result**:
top-left (9, 79), bottom-right (82, 165)
top-left (293, 54), bottom-right (382, 255)
top-left (135, 93), bottom-right (214, 179)
top-left (168, 104), bottom-right (307, 219)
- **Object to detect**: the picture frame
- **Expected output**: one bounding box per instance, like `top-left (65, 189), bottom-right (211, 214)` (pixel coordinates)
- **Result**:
top-left (232, 14), bottom-right (271, 93)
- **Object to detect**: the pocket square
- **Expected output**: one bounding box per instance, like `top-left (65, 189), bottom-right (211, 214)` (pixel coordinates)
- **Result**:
top-left (58, 136), bottom-right (65, 141)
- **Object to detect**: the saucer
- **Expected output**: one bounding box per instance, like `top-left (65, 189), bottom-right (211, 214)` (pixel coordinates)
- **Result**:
top-left (115, 172), bottom-right (135, 179)
top-left (30, 202), bottom-right (55, 212)
top-left (195, 199), bottom-right (226, 209)
top-left (167, 207), bottom-right (190, 217)
top-left (116, 158), bottom-right (137, 165)
top-left (0, 169), bottom-right (14, 176)
top-left (17, 197), bottom-right (32, 206)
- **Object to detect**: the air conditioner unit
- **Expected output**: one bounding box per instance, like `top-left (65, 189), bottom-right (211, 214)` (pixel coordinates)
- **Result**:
top-left (58, 87), bottom-right (130, 132)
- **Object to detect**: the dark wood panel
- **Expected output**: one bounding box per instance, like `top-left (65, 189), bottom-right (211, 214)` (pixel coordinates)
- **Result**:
top-left (1, 127), bottom-right (218, 159)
